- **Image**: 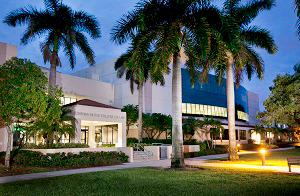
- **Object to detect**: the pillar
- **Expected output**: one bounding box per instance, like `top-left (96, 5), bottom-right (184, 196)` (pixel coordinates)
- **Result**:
top-left (88, 125), bottom-right (96, 148)
top-left (117, 123), bottom-right (126, 147)
top-left (74, 120), bottom-right (81, 143)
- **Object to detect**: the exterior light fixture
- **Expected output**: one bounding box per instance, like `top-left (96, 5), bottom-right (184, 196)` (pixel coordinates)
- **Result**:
top-left (237, 144), bottom-right (241, 152)
top-left (259, 148), bottom-right (266, 166)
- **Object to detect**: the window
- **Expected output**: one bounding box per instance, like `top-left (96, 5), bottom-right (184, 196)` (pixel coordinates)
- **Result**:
top-left (182, 103), bottom-right (187, 113)
top-left (60, 97), bottom-right (77, 105)
top-left (81, 126), bottom-right (89, 144)
top-left (96, 125), bottom-right (118, 145)
top-left (237, 111), bottom-right (249, 121)
top-left (223, 129), bottom-right (229, 140)
top-left (191, 104), bottom-right (196, 114)
top-left (186, 103), bottom-right (192, 114)
top-left (240, 130), bottom-right (246, 140)
top-left (61, 134), bottom-right (70, 143)
top-left (195, 104), bottom-right (200, 114)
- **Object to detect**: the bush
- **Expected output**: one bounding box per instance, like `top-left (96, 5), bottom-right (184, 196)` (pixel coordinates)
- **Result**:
top-left (10, 150), bottom-right (128, 168)
top-left (23, 143), bottom-right (89, 149)
top-left (101, 144), bottom-right (115, 148)
top-left (248, 139), bottom-right (255, 144)
top-left (184, 146), bottom-right (228, 158)
top-left (142, 138), bottom-right (172, 144)
top-left (127, 138), bottom-right (139, 146)
top-left (183, 139), bottom-right (198, 145)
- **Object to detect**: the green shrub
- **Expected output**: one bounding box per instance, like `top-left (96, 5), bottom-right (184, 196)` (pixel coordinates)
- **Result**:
top-left (248, 139), bottom-right (255, 144)
top-left (10, 150), bottom-right (128, 168)
top-left (23, 143), bottom-right (89, 149)
top-left (184, 146), bottom-right (228, 158)
top-left (183, 139), bottom-right (198, 145)
top-left (101, 144), bottom-right (116, 148)
top-left (127, 138), bottom-right (139, 146)
top-left (142, 138), bottom-right (172, 144)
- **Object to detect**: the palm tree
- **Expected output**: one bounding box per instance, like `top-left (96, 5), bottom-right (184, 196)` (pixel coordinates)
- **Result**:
top-left (198, 0), bottom-right (277, 160)
top-left (182, 118), bottom-right (200, 141)
top-left (115, 33), bottom-right (167, 142)
top-left (4, 0), bottom-right (100, 88)
top-left (199, 118), bottom-right (223, 149)
top-left (111, 0), bottom-right (219, 168)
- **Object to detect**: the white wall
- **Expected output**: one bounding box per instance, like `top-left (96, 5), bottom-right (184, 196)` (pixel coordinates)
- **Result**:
top-left (0, 42), bottom-right (17, 65)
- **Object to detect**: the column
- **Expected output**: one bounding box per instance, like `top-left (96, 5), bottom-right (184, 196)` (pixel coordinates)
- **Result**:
top-left (237, 130), bottom-right (240, 141)
top-left (117, 123), bottom-right (126, 147)
top-left (74, 120), bottom-right (81, 143)
top-left (88, 125), bottom-right (96, 148)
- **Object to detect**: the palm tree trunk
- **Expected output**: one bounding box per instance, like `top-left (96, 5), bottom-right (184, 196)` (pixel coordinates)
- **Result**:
top-left (171, 52), bottom-right (185, 168)
top-left (49, 62), bottom-right (57, 88)
top-left (5, 125), bottom-right (13, 168)
top-left (226, 53), bottom-right (239, 160)
top-left (137, 84), bottom-right (143, 142)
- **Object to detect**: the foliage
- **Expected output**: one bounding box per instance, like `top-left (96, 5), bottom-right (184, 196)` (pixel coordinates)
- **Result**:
top-left (199, 118), bottom-right (224, 149)
top-left (23, 143), bottom-right (89, 149)
top-left (127, 138), bottom-right (139, 146)
top-left (184, 146), bottom-right (228, 158)
top-left (0, 58), bottom-right (48, 126)
top-left (182, 118), bottom-right (200, 141)
top-left (142, 138), bottom-right (172, 145)
top-left (258, 65), bottom-right (300, 129)
top-left (0, 150), bottom-right (128, 168)
top-left (3, 0), bottom-right (101, 70)
top-left (142, 113), bottom-right (172, 139)
top-left (121, 105), bottom-right (138, 135)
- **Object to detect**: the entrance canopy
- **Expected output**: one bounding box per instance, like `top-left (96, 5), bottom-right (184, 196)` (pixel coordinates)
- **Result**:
top-left (65, 99), bottom-right (127, 147)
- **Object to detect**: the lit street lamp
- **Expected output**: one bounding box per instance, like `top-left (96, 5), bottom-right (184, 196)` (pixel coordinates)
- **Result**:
top-left (237, 144), bottom-right (241, 152)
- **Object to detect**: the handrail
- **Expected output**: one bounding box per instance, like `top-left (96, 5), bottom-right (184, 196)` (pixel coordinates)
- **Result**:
top-left (132, 143), bottom-right (153, 159)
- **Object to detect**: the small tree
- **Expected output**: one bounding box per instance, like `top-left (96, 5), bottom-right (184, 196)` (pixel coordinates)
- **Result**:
top-left (182, 118), bottom-right (200, 141)
top-left (121, 105), bottom-right (138, 135)
top-left (199, 118), bottom-right (224, 149)
top-left (142, 113), bottom-right (172, 139)
top-left (0, 58), bottom-right (49, 167)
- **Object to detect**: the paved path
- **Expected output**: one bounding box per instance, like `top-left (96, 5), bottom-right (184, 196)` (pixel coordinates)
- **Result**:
top-left (0, 147), bottom-right (297, 184)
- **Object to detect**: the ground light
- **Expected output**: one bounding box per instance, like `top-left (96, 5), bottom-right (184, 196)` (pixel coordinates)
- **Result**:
top-left (237, 144), bottom-right (241, 152)
top-left (259, 148), bottom-right (267, 166)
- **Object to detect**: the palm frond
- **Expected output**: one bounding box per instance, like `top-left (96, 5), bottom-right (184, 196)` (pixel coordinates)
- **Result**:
top-left (74, 32), bottom-right (95, 65)
top-left (241, 26), bottom-right (277, 54)
top-left (3, 6), bottom-right (40, 26)
top-left (73, 11), bottom-right (101, 39)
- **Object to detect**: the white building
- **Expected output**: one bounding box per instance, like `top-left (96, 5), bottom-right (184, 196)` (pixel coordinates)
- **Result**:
top-left (0, 43), bottom-right (261, 151)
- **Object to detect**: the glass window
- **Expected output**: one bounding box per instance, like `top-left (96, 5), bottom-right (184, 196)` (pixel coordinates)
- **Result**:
top-left (182, 103), bottom-right (187, 113)
top-left (191, 104), bottom-right (196, 114)
top-left (207, 105), bottom-right (212, 116)
top-left (81, 126), bottom-right (89, 144)
top-left (195, 104), bottom-right (200, 115)
top-left (186, 103), bottom-right (192, 114)
top-left (240, 130), bottom-right (246, 140)
top-left (64, 97), bottom-right (71, 105)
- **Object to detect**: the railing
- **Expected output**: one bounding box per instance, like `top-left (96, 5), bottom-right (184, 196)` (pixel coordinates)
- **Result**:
top-left (132, 143), bottom-right (154, 159)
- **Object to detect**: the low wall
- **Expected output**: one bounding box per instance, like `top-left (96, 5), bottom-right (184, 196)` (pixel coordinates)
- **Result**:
top-left (183, 145), bottom-right (200, 153)
top-left (144, 146), bottom-right (160, 161)
top-left (28, 147), bottom-right (134, 162)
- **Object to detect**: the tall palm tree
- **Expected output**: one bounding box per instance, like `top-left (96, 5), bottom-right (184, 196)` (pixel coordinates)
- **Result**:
top-left (111, 0), bottom-right (219, 168)
top-left (4, 0), bottom-right (100, 88)
top-left (197, 0), bottom-right (277, 160)
top-left (115, 35), bottom-right (166, 142)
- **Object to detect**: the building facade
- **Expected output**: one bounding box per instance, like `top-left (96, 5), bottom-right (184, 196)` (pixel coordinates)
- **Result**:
top-left (0, 43), bottom-right (261, 151)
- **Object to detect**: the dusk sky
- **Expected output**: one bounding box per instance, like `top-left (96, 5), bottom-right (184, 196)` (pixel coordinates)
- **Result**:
top-left (0, 0), bottom-right (299, 110)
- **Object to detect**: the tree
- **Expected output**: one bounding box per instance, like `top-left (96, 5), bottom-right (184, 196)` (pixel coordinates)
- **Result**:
top-left (111, 0), bottom-right (219, 168)
top-left (26, 99), bottom-right (76, 146)
top-left (258, 64), bottom-right (300, 137)
top-left (182, 118), bottom-right (200, 141)
top-left (0, 58), bottom-right (49, 168)
top-left (199, 118), bottom-right (224, 149)
top-left (115, 40), bottom-right (166, 142)
top-left (142, 113), bottom-right (172, 139)
top-left (197, 0), bottom-right (277, 160)
top-left (121, 105), bottom-right (138, 135)
top-left (4, 0), bottom-right (100, 88)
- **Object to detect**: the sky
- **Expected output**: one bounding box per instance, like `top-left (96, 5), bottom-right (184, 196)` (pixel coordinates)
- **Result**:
top-left (0, 0), bottom-right (299, 110)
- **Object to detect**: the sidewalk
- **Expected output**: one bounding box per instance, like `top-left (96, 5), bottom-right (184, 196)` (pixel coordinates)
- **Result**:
top-left (0, 159), bottom-right (171, 185)
top-left (0, 147), bottom-right (296, 184)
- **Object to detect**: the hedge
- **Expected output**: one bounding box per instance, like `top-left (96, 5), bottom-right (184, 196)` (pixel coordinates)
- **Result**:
top-left (0, 150), bottom-right (128, 168)
top-left (184, 146), bottom-right (228, 158)
top-left (23, 143), bottom-right (89, 149)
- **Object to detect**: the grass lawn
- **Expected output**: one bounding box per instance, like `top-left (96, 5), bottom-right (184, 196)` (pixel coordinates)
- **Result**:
top-left (0, 167), bottom-right (300, 196)
top-left (208, 148), bottom-right (300, 166)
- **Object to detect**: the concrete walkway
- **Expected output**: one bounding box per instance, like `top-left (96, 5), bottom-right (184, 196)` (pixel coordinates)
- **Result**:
top-left (0, 147), bottom-right (297, 184)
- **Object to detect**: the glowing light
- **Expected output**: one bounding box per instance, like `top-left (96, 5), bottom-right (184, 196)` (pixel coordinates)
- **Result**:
top-left (259, 148), bottom-right (266, 155)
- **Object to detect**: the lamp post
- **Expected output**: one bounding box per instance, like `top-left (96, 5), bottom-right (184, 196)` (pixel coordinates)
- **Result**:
top-left (260, 148), bottom-right (266, 166)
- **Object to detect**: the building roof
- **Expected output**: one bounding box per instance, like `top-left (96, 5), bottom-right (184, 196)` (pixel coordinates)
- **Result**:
top-left (64, 99), bottom-right (120, 109)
